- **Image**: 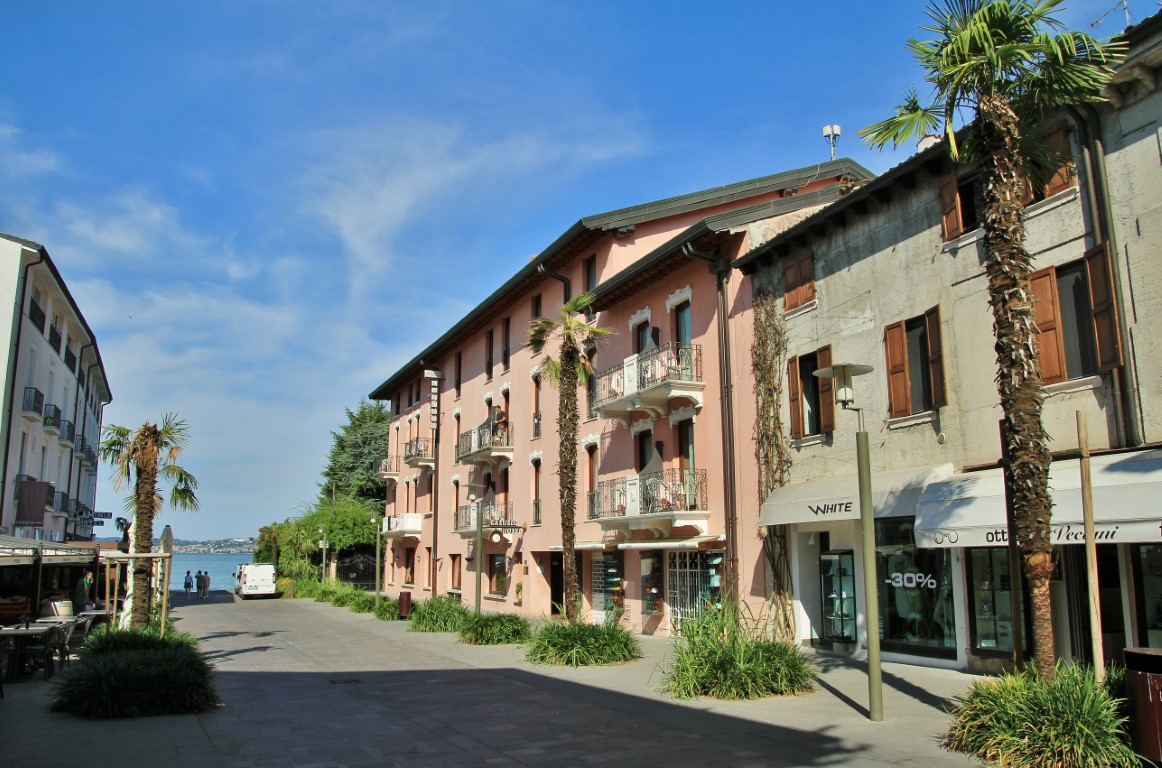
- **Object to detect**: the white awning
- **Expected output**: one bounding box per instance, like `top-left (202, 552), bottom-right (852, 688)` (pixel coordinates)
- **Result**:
top-left (914, 449), bottom-right (1162, 548)
top-left (759, 464), bottom-right (954, 527)
top-left (548, 541), bottom-right (614, 551)
top-left (617, 535), bottom-right (725, 551)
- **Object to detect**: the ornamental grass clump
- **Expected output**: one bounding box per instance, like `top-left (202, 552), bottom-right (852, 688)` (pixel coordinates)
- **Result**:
top-left (349, 592), bottom-right (376, 613)
top-left (525, 619), bottom-right (642, 666)
top-left (943, 662), bottom-right (1139, 768)
top-left (291, 577), bottom-right (321, 600)
top-left (459, 612), bottom-right (532, 645)
top-left (662, 601), bottom-right (815, 700)
top-left (328, 581), bottom-right (362, 608)
top-left (52, 627), bottom-right (219, 719)
top-left (408, 595), bottom-right (470, 632)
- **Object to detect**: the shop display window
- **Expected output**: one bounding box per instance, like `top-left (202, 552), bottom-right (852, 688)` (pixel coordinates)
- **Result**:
top-left (967, 547), bottom-right (1014, 654)
top-left (640, 552), bottom-right (663, 615)
top-left (875, 517), bottom-right (956, 658)
top-left (1135, 545), bottom-right (1162, 648)
top-left (591, 552), bottom-right (625, 618)
top-left (820, 550), bottom-right (855, 643)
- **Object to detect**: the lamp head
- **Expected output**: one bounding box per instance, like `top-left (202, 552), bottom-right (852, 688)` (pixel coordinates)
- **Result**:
top-left (813, 362), bottom-right (873, 407)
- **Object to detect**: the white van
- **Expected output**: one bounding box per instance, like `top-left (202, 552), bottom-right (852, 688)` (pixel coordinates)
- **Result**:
top-left (234, 563), bottom-right (278, 598)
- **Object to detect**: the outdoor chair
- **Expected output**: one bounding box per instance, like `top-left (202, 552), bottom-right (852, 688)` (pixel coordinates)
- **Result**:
top-left (49, 620), bottom-right (84, 669)
top-left (15, 624), bottom-right (59, 681)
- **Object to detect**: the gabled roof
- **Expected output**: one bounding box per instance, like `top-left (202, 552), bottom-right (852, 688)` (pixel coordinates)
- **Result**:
top-left (369, 159), bottom-right (874, 402)
top-left (0, 233), bottom-right (113, 404)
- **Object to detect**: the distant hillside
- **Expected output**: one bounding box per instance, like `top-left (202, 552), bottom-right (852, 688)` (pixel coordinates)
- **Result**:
top-left (93, 536), bottom-right (254, 554)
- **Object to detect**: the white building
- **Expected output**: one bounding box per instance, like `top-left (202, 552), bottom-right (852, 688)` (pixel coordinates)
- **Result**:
top-left (0, 234), bottom-right (111, 542)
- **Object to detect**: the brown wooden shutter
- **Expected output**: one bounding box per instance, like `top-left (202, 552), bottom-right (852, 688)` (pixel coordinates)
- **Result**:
top-left (783, 258), bottom-right (801, 311)
top-left (801, 251), bottom-right (817, 304)
top-left (1030, 267), bottom-right (1066, 384)
top-left (884, 321), bottom-right (911, 418)
top-left (924, 306), bottom-right (947, 408)
top-left (1084, 242), bottom-right (1123, 371)
top-left (1043, 124), bottom-right (1074, 198)
top-left (816, 345), bottom-right (835, 433)
top-left (939, 173), bottom-right (963, 241)
top-left (787, 356), bottom-right (803, 439)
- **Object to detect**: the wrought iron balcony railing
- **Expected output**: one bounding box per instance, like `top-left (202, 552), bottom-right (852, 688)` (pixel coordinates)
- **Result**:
top-left (590, 468), bottom-right (709, 520)
top-left (454, 501), bottom-right (515, 532)
top-left (43, 404), bottom-right (61, 431)
top-left (455, 423), bottom-right (513, 463)
top-left (595, 342), bottom-right (703, 407)
top-left (403, 438), bottom-right (433, 462)
top-left (22, 387), bottom-right (44, 416)
top-left (59, 419), bottom-right (75, 444)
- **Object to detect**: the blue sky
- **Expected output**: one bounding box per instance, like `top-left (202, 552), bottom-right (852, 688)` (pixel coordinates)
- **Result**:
top-left (0, 1), bottom-right (1140, 540)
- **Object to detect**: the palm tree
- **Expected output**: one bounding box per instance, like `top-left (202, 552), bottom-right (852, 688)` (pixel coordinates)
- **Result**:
top-left (526, 292), bottom-right (611, 623)
top-left (860, 0), bottom-right (1123, 679)
top-left (100, 414), bottom-right (199, 628)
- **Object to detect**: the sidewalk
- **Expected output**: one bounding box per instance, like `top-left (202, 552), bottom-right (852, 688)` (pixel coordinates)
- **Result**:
top-left (1, 592), bottom-right (980, 767)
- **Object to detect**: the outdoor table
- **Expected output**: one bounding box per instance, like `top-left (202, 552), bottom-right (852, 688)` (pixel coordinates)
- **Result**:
top-left (0, 624), bottom-right (53, 682)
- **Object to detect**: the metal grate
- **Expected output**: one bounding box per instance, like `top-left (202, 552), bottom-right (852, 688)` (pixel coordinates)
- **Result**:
top-left (666, 551), bottom-right (713, 635)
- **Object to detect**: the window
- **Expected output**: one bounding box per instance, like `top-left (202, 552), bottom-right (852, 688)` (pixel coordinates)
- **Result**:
top-left (427, 546), bottom-right (434, 588)
top-left (488, 554), bottom-right (507, 595)
top-left (674, 301), bottom-right (692, 346)
top-left (585, 348), bottom-right (597, 419)
top-left (1031, 244), bottom-right (1121, 384)
top-left (454, 352), bottom-right (462, 398)
top-left (532, 293), bottom-right (542, 321)
top-left (485, 330), bottom-right (494, 380)
top-left (884, 307), bottom-right (946, 418)
top-left (532, 460), bottom-right (542, 525)
top-left (584, 256), bottom-right (598, 320)
top-left (783, 251), bottom-right (816, 312)
top-left (636, 430), bottom-right (653, 472)
top-left (1022, 123), bottom-right (1075, 204)
top-left (939, 174), bottom-right (981, 240)
top-left (786, 345), bottom-right (835, 439)
top-left (502, 317), bottom-right (511, 371)
top-left (403, 547), bottom-right (415, 585)
top-left (634, 322), bottom-right (649, 354)
top-left (875, 518), bottom-right (955, 659)
top-left (450, 553), bottom-right (461, 591)
top-left (532, 376), bottom-right (542, 438)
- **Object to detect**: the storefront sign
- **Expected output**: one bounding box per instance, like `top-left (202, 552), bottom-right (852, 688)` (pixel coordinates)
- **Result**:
top-left (885, 571), bottom-right (938, 589)
top-left (809, 501), bottom-right (853, 517)
top-left (918, 519), bottom-right (1162, 548)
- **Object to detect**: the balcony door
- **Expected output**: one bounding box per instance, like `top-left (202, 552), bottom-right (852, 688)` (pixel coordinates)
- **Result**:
top-left (677, 419), bottom-right (695, 508)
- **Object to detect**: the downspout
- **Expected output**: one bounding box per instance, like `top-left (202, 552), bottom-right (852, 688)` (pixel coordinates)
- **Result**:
top-left (683, 243), bottom-right (740, 601)
top-left (422, 365), bottom-right (440, 596)
top-left (64, 341), bottom-right (93, 538)
top-left (537, 264), bottom-right (572, 303)
top-left (0, 248), bottom-right (44, 532)
top-left (1065, 105), bottom-right (1141, 447)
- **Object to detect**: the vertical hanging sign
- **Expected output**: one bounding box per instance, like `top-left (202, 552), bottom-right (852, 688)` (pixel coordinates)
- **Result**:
top-left (425, 370), bottom-right (441, 432)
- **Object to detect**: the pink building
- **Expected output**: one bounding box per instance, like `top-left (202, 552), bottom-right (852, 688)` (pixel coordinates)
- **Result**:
top-left (369, 160), bottom-right (872, 633)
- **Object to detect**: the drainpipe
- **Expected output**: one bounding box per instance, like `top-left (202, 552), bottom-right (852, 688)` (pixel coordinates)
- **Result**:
top-left (64, 341), bottom-right (93, 539)
top-left (422, 365), bottom-right (441, 596)
top-left (682, 243), bottom-right (740, 601)
top-left (1, 248), bottom-right (45, 533)
top-left (537, 264), bottom-right (571, 303)
top-left (1065, 105), bottom-right (1142, 447)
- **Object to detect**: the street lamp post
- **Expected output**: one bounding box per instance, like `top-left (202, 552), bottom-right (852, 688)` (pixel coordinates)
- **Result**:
top-left (814, 362), bottom-right (882, 722)
top-left (373, 513), bottom-right (383, 608)
top-left (318, 526), bottom-right (328, 582)
top-left (472, 492), bottom-right (483, 614)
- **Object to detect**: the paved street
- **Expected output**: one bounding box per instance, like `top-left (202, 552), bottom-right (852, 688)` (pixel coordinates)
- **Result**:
top-left (3, 592), bottom-right (979, 767)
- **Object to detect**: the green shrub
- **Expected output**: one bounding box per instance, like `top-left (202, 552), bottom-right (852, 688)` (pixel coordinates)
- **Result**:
top-left (373, 598), bottom-right (400, 620)
top-left (662, 603), bottom-right (815, 700)
top-left (52, 630), bottom-right (219, 718)
top-left (291, 578), bottom-right (321, 600)
top-left (275, 577), bottom-right (295, 597)
top-left (525, 620), bottom-right (642, 666)
top-left (459, 612), bottom-right (532, 645)
top-left (409, 595), bottom-right (469, 632)
top-left (349, 593), bottom-right (376, 613)
top-left (943, 662), bottom-right (1139, 768)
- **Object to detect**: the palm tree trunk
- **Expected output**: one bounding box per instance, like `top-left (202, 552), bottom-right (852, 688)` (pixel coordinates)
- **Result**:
top-left (977, 93), bottom-right (1056, 680)
top-left (559, 342), bottom-right (581, 623)
top-left (131, 458), bottom-right (158, 629)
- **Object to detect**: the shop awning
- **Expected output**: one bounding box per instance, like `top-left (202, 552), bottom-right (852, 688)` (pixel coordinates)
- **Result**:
top-left (914, 449), bottom-right (1162, 548)
top-left (759, 464), bottom-right (954, 527)
top-left (0, 535), bottom-right (96, 565)
top-left (548, 541), bottom-right (615, 551)
top-left (617, 535), bottom-right (725, 550)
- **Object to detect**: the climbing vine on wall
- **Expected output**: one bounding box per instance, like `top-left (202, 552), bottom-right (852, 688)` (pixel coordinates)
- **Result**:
top-left (751, 291), bottom-right (795, 641)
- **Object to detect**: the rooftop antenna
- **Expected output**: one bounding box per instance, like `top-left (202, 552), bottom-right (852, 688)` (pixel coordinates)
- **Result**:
top-left (1090, 0), bottom-right (1130, 29)
top-left (823, 124), bottom-right (840, 161)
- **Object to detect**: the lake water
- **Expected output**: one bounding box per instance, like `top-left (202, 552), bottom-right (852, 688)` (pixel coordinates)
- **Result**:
top-left (170, 552), bottom-right (253, 593)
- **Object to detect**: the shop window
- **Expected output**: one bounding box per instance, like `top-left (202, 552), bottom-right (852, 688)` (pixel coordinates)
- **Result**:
top-left (884, 306), bottom-right (946, 418)
top-left (591, 551), bottom-right (624, 619)
top-left (874, 518), bottom-right (955, 659)
top-left (967, 548), bottom-right (1016, 654)
top-left (1134, 545), bottom-right (1162, 648)
top-left (820, 550), bottom-right (856, 643)
top-left (640, 552), bottom-right (663, 615)
top-left (787, 345), bottom-right (834, 439)
top-left (783, 251), bottom-right (816, 312)
top-left (450, 553), bottom-right (461, 591)
top-left (488, 554), bottom-right (507, 595)
top-left (1031, 245), bottom-right (1122, 385)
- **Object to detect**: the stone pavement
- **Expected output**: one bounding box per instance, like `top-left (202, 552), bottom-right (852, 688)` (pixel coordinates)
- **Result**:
top-left (2, 591), bottom-right (981, 767)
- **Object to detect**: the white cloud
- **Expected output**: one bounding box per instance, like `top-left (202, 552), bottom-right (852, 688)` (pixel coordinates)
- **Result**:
top-left (0, 123), bottom-right (64, 178)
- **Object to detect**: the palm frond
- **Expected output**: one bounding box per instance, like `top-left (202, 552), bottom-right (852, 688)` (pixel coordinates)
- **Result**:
top-left (859, 89), bottom-right (942, 149)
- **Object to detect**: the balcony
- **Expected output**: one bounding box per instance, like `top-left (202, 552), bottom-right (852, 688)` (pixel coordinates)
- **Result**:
top-left (22, 387), bottom-right (44, 422)
top-left (456, 424), bottom-right (513, 466)
top-left (595, 343), bottom-right (704, 424)
top-left (532, 499), bottom-right (542, 526)
top-left (12, 474), bottom-right (35, 501)
top-left (43, 404), bottom-right (61, 435)
top-left (28, 299), bottom-right (45, 333)
top-left (454, 500), bottom-right (519, 538)
top-left (58, 419), bottom-right (75, 445)
top-left (382, 512), bottom-right (423, 540)
top-left (53, 490), bottom-right (70, 515)
top-left (588, 468), bottom-right (710, 535)
top-left (376, 456), bottom-right (399, 485)
top-left (403, 438), bottom-right (435, 472)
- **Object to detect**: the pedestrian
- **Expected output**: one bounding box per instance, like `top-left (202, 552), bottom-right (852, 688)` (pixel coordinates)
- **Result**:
top-left (184, 570), bottom-right (193, 595)
top-left (203, 571), bottom-right (211, 598)
top-left (73, 570), bottom-right (93, 615)
top-left (195, 570), bottom-right (204, 599)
